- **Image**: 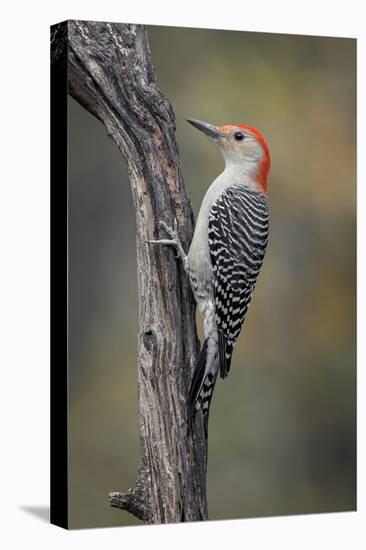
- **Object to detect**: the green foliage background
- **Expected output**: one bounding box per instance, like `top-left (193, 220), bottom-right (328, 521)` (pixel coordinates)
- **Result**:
top-left (68, 26), bottom-right (356, 528)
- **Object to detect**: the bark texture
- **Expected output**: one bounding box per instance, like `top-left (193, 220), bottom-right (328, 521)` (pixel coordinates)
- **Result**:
top-left (52, 20), bottom-right (208, 523)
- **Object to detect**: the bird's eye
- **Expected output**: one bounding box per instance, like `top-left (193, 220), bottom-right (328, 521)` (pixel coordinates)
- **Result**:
top-left (234, 132), bottom-right (245, 141)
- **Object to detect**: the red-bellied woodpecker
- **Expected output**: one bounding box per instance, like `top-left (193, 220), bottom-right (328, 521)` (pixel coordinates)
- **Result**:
top-left (148, 118), bottom-right (270, 436)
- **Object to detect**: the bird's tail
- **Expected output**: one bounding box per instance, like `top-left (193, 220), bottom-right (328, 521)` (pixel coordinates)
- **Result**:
top-left (187, 339), bottom-right (218, 437)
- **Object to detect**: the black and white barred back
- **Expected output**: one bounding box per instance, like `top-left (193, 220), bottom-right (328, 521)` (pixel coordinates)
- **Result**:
top-left (209, 183), bottom-right (269, 377)
top-left (187, 183), bottom-right (269, 435)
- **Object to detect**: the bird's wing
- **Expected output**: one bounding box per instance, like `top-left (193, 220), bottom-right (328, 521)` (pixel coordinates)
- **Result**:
top-left (208, 183), bottom-right (269, 378)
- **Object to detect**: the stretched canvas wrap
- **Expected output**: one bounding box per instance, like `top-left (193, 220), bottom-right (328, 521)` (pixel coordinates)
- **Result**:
top-left (51, 20), bottom-right (356, 529)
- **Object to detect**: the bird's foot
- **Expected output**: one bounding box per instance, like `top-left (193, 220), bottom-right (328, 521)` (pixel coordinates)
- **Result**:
top-left (147, 219), bottom-right (189, 269)
top-left (158, 219), bottom-right (180, 240)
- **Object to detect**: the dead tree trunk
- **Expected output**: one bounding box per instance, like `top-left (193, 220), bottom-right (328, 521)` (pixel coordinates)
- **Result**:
top-left (52, 20), bottom-right (208, 523)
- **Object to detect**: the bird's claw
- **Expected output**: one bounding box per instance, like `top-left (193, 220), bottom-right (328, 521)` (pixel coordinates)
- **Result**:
top-left (147, 218), bottom-right (188, 273)
top-left (147, 218), bottom-right (186, 264)
top-left (159, 218), bottom-right (179, 241)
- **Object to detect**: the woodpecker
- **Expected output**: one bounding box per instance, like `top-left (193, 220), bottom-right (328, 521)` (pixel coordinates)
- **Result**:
top-left (149, 118), bottom-right (270, 436)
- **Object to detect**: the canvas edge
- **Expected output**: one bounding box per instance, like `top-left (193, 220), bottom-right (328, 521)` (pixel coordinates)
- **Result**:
top-left (50, 19), bottom-right (69, 530)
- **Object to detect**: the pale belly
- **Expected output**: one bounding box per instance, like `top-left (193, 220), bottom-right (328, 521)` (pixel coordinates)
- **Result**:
top-left (187, 174), bottom-right (227, 305)
top-left (187, 241), bottom-right (213, 307)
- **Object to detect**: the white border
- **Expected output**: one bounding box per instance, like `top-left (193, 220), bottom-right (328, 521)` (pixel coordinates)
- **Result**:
top-left (1, 1), bottom-right (363, 548)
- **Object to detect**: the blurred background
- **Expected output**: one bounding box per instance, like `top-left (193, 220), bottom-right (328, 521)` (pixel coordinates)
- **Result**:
top-left (68, 26), bottom-right (356, 528)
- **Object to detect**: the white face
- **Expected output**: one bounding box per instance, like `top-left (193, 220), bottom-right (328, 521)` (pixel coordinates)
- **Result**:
top-left (187, 119), bottom-right (270, 191)
top-left (186, 118), bottom-right (267, 179)
top-left (218, 127), bottom-right (264, 168)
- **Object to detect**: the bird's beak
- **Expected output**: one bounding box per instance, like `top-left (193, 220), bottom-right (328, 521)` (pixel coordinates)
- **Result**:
top-left (186, 118), bottom-right (224, 140)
